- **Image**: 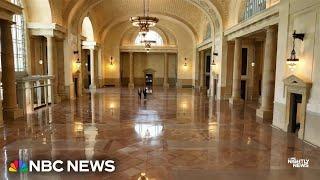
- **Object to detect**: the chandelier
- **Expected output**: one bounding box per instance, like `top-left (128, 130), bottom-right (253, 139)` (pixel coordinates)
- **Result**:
top-left (130, 0), bottom-right (159, 36)
top-left (141, 40), bottom-right (156, 53)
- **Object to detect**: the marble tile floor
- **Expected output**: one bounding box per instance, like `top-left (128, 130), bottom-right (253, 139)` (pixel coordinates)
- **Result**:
top-left (0, 88), bottom-right (319, 180)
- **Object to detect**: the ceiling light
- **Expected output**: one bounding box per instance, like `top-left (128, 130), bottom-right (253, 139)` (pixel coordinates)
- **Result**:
top-left (142, 40), bottom-right (155, 52)
top-left (130, 0), bottom-right (159, 35)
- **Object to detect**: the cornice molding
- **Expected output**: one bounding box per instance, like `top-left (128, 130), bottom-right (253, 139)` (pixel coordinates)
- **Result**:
top-left (120, 45), bottom-right (178, 53)
top-left (0, 0), bottom-right (22, 22)
top-left (224, 4), bottom-right (279, 41)
top-left (27, 23), bottom-right (66, 39)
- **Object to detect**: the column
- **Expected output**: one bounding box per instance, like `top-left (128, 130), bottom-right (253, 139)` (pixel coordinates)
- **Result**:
top-left (89, 49), bottom-right (96, 89)
top-left (247, 39), bottom-right (256, 100)
top-left (0, 99), bottom-right (3, 126)
top-left (199, 51), bottom-right (205, 90)
top-left (97, 48), bottom-right (103, 88)
top-left (256, 26), bottom-right (277, 120)
top-left (1, 20), bottom-right (21, 119)
top-left (229, 38), bottom-right (244, 105)
top-left (163, 53), bottom-right (169, 88)
top-left (56, 40), bottom-right (66, 99)
top-left (46, 36), bottom-right (60, 103)
top-left (128, 52), bottom-right (134, 88)
top-left (209, 52), bottom-right (215, 97)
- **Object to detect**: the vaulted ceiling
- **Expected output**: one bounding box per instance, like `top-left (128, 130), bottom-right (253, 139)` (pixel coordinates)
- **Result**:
top-left (62, 0), bottom-right (232, 35)
top-left (25, 0), bottom-right (248, 42)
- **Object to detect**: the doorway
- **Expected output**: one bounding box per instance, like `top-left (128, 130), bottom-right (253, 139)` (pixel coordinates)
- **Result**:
top-left (241, 80), bottom-right (246, 100)
top-left (289, 93), bottom-right (302, 135)
top-left (87, 54), bottom-right (91, 88)
top-left (205, 55), bottom-right (211, 89)
top-left (145, 74), bottom-right (153, 93)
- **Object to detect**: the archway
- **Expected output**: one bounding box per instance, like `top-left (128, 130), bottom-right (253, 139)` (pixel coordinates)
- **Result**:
top-left (81, 16), bottom-right (96, 89)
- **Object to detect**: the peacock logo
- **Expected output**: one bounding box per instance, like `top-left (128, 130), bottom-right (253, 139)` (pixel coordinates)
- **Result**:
top-left (8, 160), bottom-right (28, 173)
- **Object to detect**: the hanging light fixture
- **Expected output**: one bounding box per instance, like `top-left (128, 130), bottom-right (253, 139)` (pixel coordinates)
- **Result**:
top-left (142, 39), bottom-right (156, 53)
top-left (287, 30), bottom-right (304, 71)
top-left (211, 52), bottom-right (218, 66)
top-left (184, 58), bottom-right (188, 67)
top-left (130, 0), bottom-right (159, 37)
top-left (137, 172), bottom-right (149, 180)
top-left (110, 56), bottom-right (114, 65)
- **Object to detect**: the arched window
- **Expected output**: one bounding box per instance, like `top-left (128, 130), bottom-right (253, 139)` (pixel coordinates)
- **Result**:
top-left (135, 31), bottom-right (163, 46)
top-left (82, 17), bottom-right (94, 41)
top-left (11, 0), bottom-right (26, 72)
top-left (243, 0), bottom-right (266, 21)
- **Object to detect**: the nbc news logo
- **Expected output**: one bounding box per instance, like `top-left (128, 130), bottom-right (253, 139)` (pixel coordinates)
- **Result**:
top-left (8, 159), bottom-right (116, 173)
top-left (8, 160), bottom-right (28, 173)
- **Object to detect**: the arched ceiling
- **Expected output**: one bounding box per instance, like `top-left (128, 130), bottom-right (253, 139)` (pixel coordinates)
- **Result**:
top-left (62, 0), bottom-right (229, 40)
top-left (89, 0), bottom-right (205, 35)
top-left (24, 0), bottom-right (240, 33)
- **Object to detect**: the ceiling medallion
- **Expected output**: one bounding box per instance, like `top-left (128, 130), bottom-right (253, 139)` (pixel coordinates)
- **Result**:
top-left (130, 0), bottom-right (159, 37)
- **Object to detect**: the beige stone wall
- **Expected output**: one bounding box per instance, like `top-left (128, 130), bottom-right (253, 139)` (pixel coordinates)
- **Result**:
top-left (273, 0), bottom-right (320, 146)
top-left (120, 53), bottom-right (177, 86)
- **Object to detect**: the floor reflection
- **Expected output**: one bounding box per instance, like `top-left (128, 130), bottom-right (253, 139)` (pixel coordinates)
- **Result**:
top-left (0, 88), bottom-right (319, 180)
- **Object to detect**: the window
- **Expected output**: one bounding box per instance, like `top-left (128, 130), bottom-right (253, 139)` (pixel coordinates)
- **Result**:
top-left (11, 0), bottom-right (26, 72)
top-left (135, 31), bottom-right (163, 46)
top-left (243, 0), bottom-right (266, 21)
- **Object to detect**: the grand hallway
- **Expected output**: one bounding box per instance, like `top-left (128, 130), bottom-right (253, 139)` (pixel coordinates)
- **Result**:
top-left (0, 88), bottom-right (319, 179)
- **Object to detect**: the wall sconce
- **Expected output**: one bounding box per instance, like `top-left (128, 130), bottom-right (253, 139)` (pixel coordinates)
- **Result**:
top-left (184, 58), bottom-right (188, 67)
top-left (110, 56), bottom-right (114, 65)
top-left (287, 30), bottom-right (304, 71)
top-left (110, 103), bottom-right (115, 115)
top-left (39, 60), bottom-right (43, 65)
top-left (251, 62), bottom-right (255, 67)
top-left (211, 52), bottom-right (218, 66)
top-left (74, 51), bottom-right (81, 70)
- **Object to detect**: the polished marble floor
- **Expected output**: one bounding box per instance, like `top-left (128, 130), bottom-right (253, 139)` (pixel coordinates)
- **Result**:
top-left (1, 88), bottom-right (320, 180)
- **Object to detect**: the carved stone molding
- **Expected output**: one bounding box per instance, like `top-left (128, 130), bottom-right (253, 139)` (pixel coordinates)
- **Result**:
top-left (27, 23), bottom-right (66, 39)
